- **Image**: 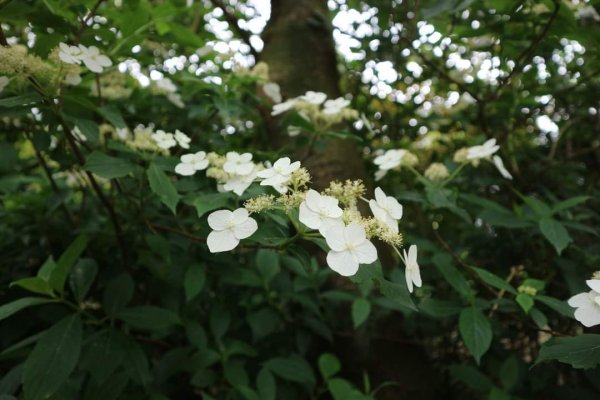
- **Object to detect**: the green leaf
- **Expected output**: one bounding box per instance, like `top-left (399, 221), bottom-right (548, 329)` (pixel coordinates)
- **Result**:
top-left (539, 218), bottom-right (572, 255)
top-left (256, 368), bottom-right (276, 400)
top-left (522, 195), bottom-right (552, 217)
top-left (516, 293), bottom-right (534, 314)
top-left (22, 314), bottom-right (82, 400)
top-left (103, 273), bottom-right (134, 316)
top-left (0, 297), bottom-right (55, 322)
top-left (97, 104), bottom-right (127, 128)
top-left (193, 192), bottom-right (232, 218)
top-left (85, 151), bottom-right (136, 179)
top-left (115, 306), bottom-right (180, 331)
top-left (256, 249), bottom-right (280, 284)
top-left (536, 334), bottom-right (600, 369)
top-left (318, 353), bottom-right (341, 380)
top-left (0, 93), bottom-right (41, 108)
top-left (69, 258), bottom-right (98, 303)
top-left (49, 234), bottom-right (89, 294)
top-left (499, 356), bottom-right (519, 389)
top-left (184, 264), bottom-right (206, 302)
top-left (10, 277), bottom-right (55, 297)
top-left (210, 305), bottom-right (230, 340)
top-left (552, 196), bottom-right (590, 213)
top-left (265, 355), bottom-right (316, 386)
top-left (459, 307), bottom-right (492, 364)
top-left (536, 295), bottom-right (575, 318)
top-left (472, 268), bottom-right (516, 294)
top-left (351, 298), bottom-right (371, 329)
top-left (379, 278), bottom-right (417, 311)
top-left (448, 365), bottom-right (493, 393)
top-left (80, 330), bottom-right (128, 384)
top-left (432, 253), bottom-right (474, 299)
top-left (147, 163), bottom-right (180, 214)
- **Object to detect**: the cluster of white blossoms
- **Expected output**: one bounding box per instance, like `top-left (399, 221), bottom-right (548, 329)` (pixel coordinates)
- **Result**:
top-left (175, 152), bottom-right (421, 291)
top-left (454, 138), bottom-right (513, 180)
top-left (150, 77), bottom-right (184, 108)
top-left (110, 124), bottom-right (190, 154)
top-left (58, 43), bottom-right (112, 74)
top-left (271, 90), bottom-right (359, 131)
top-left (568, 273), bottom-right (600, 327)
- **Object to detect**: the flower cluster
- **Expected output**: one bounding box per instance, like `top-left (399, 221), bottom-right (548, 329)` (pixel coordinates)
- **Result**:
top-left (111, 124), bottom-right (189, 154)
top-left (454, 138), bottom-right (513, 180)
top-left (568, 273), bottom-right (600, 327)
top-left (271, 90), bottom-right (359, 131)
top-left (373, 148), bottom-right (419, 181)
top-left (91, 71), bottom-right (133, 99)
top-left (58, 43), bottom-right (112, 73)
top-left (0, 45), bottom-right (56, 84)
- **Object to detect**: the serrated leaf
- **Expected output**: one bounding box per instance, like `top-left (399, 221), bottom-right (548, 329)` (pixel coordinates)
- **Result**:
top-left (536, 334), bottom-right (600, 369)
top-left (147, 163), bottom-right (180, 214)
top-left (22, 314), bottom-right (82, 400)
top-left (539, 218), bottom-right (571, 255)
top-left (459, 307), bottom-right (492, 364)
top-left (85, 151), bottom-right (136, 179)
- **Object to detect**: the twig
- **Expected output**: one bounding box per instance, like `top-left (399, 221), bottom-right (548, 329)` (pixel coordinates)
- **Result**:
top-left (146, 221), bottom-right (206, 243)
top-left (95, 74), bottom-right (104, 107)
top-left (208, 0), bottom-right (258, 58)
top-left (488, 266), bottom-right (518, 317)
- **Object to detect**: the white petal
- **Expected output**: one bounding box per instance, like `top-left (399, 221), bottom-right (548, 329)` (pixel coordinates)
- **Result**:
top-left (405, 268), bottom-right (414, 293)
top-left (320, 196), bottom-right (343, 218)
top-left (353, 240), bottom-right (377, 264)
top-left (256, 168), bottom-right (275, 179)
top-left (369, 200), bottom-right (387, 222)
top-left (235, 163), bottom-right (254, 176)
top-left (574, 304), bottom-right (600, 327)
top-left (175, 163), bottom-right (196, 176)
top-left (344, 222), bottom-right (367, 247)
top-left (207, 229), bottom-right (239, 252)
top-left (374, 187), bottom-right (386, 205)
top-left (299, 202), bottom-right (321, 229)
top-left (233, 217), bottom-right (258, 239)
top-left (327, 251), bottom-right (359, 276)
top-left (387, 198), bottom-right (403, 220)
top-left (323, 224), bottom-right (346, 252)
top-left (408, 245), bottom-right (418, 265)
top-left (194, 159), bottom-right (209, 170)
top-left (493, 155), bottom-right (513, 180)
top-left (240, 153), bottom-right (253, 163)
top-left (319, 217), bottom-right (344, 237)
top-left (181, 154), bottom-right (196, 163)
top-left (304, 189), bottom-right (321, 211)
top-left (411, 266), bottom-right (422, 288)
top-left (568, 292), bottom-right (591, 308)
top-left (587, 280), bottom-right (600, 292)
top-left (231, 208), bottom-right (249, 224)
top-left (207, 209), bottom-right (232, 230)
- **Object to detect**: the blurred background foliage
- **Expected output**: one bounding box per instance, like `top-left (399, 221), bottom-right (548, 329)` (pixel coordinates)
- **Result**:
top-left (0, 0), bottom-right (600, 399)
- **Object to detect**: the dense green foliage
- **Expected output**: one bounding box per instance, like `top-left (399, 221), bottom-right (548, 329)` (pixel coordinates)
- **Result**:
top-left (1, 0), bottom-right (600, 399)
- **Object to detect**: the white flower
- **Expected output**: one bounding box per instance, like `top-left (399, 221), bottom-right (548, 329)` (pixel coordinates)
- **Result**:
top-left (156, 78), bottom-right (177, 93)
top-left (299, 91), bottom-right (327, 105)
top-left (174, 129), bottom-right (191, 149)
top-left (0, 76), bottom-right (9, 93)
top-left (79, 45), bottom-right (112, 73)
top-left (256, 157), bottom-right (301, 193)
top-left (568, 279), bottom-right (600, 327)
top-left (323, 97), bottom-right (350, 115)
top-left (403, 245), bottom-right (421, 293)
top-left (492, 155), bottom-right (513, 180)
top-left (374, 149), bottom-right (406, 171)
top-left (152, 130), bottom-right (177, 149)
top-left (72, 126), bottom-right (87, 142)
top-left (223, 152), bottom-right (254, 176)
top-left (175, 151), bottom-right (209, 176)
top-left (299, 189), bottom-right (343, 235)
top-left (271, 99), bottom-right (297, 116)
top-left (207, 208), bottom-right (258, 252)
top-left (64, 73), bottom-right (81, 86)
top-left (115, 127), bottom-right (130, 140)
top-left (369, 187), bottom-right (403, 233)
top-left (262, 82), bottom-right (282, 103)
top-left (467, 138), bottom-right (499, 160)
top-left (223, 168), bottom-right (257, 196)
top-left (58, 43), bottom-right (82, 65)
top-left (167, 93), bottom-right (185, 108)
top-left (323, 222), bottom-right (377, 276)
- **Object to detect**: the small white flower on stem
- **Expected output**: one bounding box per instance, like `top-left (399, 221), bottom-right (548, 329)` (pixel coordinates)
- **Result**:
top-left (492, 155), bottom-right (513, 180)
top-left (403, 245), bottom-right (421, 293)
top-left (374, 149), bottom-right (406, 171)
top-left (223, 169), bottom-right (258, 196)
top-left (369, 187), bottom-right (403, 233)
top-left (467, 138), bottom-right (499, 160)
top-left (207, 208), bottom-right (258, 252)
top-left (257, 157), bottom-right (301, 193)
top-left (79, 45), bottom-right (112, 73)
top-left (271, 99), bottom-right (297, 116)
top-left (323, 222), bottom-right (378, 276)
top-left (223, 152), bottom-right (254, 175)
top-left (175, 151), bottom-right (209, 176)
top-left (299, 189), bottom-right (343, 234)
top-left (152, 130), bottom-right (177, 149)
top-left (299, 91), bottom-right (327, 105)
top-left (568, 279), bottom-right (600, 327)
top-left (174, 129), bottom-right (191, 149)
top-left (262, 82), bottom-right (282, 103)
top-left (323, 97), bottom-right (350, 115)
top-left (58, 43), bottom-right (82, 64)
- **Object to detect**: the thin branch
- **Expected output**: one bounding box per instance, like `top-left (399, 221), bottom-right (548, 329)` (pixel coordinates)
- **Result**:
top-left (208, 0), bottom-right (258, 58)
top-left (146, 221), bottom-right (206, 243)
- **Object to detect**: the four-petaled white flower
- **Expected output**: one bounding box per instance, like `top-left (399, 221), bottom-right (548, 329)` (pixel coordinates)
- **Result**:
top-left (299, 91), bottom-right (327, 105)
top-left (568, 279), bottom-right (600, 327)
top-left (323, 222), bottom-right (377, 276)
top-left (223, 152), bottom-right (254, 176)
top-left (262, 82), bottom-right (282, 103)
top-left (175, 151), bottom-right (209, 176)
top-left (256, 157), bottom-right (301, 193)
top-left (374, 149), bottom-right (406, 171)
top-left (492, 155), bottom-right (513, 180)
top-left (369, 187), bottom-right (403, 233)
top-left (299, 189), bottom-right (343, 235)
top-left (174, 129), bottom-right (191, 149)
top-left (207, 208), bottom-right (258, 253)
top-left (79, 45), bottom-right (112, 73)
top-left (271, 99), bottom-right (297, 116)
top-left (323, 97), bottom-right (350, 115)
top-left (467, 138), bottom-right (499, 160)
top-left (152, 130), bottom-right (177, 149)
top-left (58, 43), bottom-right (83, 65)
top-left (403, 245), bottom-right (421, 293)
top-left (223, 168), bottom-right (258, 196)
